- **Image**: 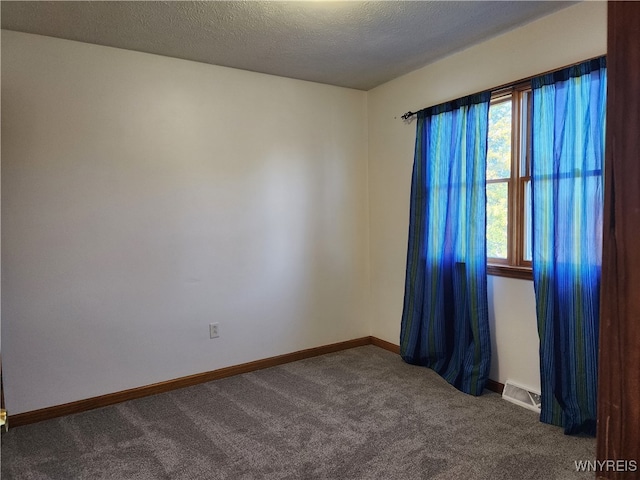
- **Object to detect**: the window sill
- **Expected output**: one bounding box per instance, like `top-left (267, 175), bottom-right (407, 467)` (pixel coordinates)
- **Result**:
top-left (487, 264), bottom-right (533, 280)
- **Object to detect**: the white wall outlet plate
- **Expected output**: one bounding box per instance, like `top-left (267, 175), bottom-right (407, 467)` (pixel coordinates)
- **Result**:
top-left (209, 323), bottom-right (219, 339)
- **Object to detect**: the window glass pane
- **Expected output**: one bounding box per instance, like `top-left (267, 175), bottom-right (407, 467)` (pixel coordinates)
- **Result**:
top-left (487, 182), bottom-right (509, 259)
top-left (524, 179), bottom-right (532, 261)
top-left (487, 100), bottom-right (512, 180)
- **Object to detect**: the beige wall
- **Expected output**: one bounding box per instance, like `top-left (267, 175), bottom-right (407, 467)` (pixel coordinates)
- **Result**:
top-left (367, 1), bottom-right (607, 390)
top-left (1, 31), bottom-right (370, 414)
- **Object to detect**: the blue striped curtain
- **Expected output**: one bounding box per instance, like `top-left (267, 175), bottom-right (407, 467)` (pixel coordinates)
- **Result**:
top-left (531, 58), bottom-right (606, 435)
top-left (400, 92), bottom-right (491, 396)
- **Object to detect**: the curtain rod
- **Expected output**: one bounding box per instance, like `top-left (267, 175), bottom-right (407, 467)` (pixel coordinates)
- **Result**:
top-left (399, 54), bottom-right (605, 120)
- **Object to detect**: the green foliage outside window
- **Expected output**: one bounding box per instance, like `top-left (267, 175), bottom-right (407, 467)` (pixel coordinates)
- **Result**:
top-left (486, 101), bottom-right (511, 259)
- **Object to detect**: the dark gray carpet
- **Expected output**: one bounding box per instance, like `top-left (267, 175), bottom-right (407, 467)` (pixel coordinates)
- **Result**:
top-left (1, 346), bottom-right (594, 479)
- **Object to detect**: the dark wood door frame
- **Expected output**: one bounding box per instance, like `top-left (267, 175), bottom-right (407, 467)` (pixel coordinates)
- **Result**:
top-left (597, 2), bottom-right (640, 478)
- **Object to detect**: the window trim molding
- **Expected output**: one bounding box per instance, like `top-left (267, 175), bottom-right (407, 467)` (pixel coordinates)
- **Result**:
top-left (487, 263), bottom-right (533, 280)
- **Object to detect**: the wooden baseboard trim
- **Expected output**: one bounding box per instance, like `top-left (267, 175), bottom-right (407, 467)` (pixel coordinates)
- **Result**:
top-left (485, 379), bottom-right (505, 395)
top-left (10, 336), bottom-right (371, 428)
top-left (370, 336), bottom-right (401, 354)
top-left (10, 336), bottom-right (506, 427)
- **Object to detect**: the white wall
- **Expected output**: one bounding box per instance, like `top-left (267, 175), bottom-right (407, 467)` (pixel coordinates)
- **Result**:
top-left (1, 31), bottom-right (370, 414)
top-left (367, 2), bottom-right (607, 390)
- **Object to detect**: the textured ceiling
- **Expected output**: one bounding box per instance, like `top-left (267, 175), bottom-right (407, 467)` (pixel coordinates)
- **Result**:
top-left (1, 1), bottom-right (574, 91)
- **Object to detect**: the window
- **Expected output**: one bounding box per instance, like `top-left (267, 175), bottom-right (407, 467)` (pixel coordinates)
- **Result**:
top-left (486, 84), bottom-right (533, 280)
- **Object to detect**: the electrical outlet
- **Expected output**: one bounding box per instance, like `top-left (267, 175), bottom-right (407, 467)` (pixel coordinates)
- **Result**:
top-left (209, 323), bottom-right (219, 339)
